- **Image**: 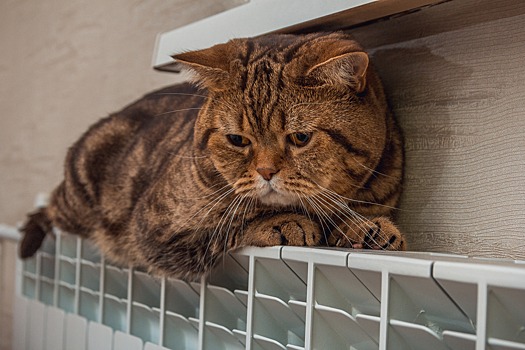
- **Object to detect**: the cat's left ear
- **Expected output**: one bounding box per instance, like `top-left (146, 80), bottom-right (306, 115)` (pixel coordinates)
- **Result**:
top-left (305, 51), bottom-right (369, 92)
top-left (172, 43), bottom-right (232, 90)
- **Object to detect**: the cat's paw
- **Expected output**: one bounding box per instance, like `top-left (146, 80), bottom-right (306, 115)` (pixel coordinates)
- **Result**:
top-left (328, 216), bottom-right (406, 251)
top-left (243, 213), bottom-right (322, 247)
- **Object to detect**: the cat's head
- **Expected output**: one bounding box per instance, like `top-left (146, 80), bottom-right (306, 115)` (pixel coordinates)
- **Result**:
top-left (174, 33), bottom-right (391, 208)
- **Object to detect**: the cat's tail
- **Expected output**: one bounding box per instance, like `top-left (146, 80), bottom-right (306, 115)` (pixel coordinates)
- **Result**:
top-left (19, 208), bottom-right (52, 258)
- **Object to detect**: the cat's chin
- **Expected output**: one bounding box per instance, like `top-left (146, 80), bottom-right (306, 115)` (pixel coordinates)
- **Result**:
top-left (258, 189), bottom-right (297, 207)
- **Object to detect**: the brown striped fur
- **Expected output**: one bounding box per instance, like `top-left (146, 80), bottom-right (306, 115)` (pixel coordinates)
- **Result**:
top-left (19, 33), bottom-right (405, 279)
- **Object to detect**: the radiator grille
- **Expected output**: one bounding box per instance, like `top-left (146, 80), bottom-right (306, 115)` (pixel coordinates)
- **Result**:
top-left (15, 230), bottom-right (525, 350)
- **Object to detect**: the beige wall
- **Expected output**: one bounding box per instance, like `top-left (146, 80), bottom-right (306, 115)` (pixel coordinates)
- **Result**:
top-left (0, 241), bottom-right (16, 350)
top-left (0, 1), bottom-right (239, 349)
top-left (1, 0), bottom-right (525, 347)
top-left (0, 0), bottom-right (243, 226)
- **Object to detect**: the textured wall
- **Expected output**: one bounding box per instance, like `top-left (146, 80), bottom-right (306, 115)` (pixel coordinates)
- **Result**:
top-left (1, 0), bottom-right (525, 347)
top-left (0, 1), bottom-right (239, 349)
top-left (0, 0), bottom-right (243, 226)
top-left (352, 0), bottom-right (525, 259)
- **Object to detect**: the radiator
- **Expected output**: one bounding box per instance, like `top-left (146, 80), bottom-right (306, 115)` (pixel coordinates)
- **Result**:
top-left (14, 230), bottom-right (525, 350)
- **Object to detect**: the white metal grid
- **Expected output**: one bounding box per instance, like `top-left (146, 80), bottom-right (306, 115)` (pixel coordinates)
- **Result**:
top-left (15, 230), bottom-right (525, 350)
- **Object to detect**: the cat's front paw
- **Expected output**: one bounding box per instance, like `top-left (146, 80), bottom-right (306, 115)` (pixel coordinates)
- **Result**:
top-left (242, 213), bottom-right (322, 247)
top-left (328, 216), bottom-right (406, 251)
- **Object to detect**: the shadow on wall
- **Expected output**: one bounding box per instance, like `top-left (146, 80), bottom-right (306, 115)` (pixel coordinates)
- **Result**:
top-left (349, 0), bottom-right (525, 49)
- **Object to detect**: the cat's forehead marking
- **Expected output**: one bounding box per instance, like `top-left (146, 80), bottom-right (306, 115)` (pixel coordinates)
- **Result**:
top-left (240, 58), bottom-right (286, 135)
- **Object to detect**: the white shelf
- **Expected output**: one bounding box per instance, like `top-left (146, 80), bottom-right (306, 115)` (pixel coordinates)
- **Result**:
top-left (152, 0), bottom-right (443, 72)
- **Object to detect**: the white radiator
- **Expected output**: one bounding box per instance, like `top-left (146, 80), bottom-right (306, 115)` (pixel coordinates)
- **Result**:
top-left (14, 230), bottom-right (525, 350)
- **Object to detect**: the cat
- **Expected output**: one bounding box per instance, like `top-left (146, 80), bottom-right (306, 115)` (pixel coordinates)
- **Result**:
top-left (19, 32), bottom-right (405, 280)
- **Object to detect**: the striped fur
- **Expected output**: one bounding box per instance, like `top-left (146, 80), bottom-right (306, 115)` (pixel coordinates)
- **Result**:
top-left (20, 33), bottom-right (405, 279)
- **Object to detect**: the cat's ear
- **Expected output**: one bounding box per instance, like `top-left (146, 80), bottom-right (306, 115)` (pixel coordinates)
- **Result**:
top-left (172, 43), bottom-right (232, 90)
top-left (305, 51), bottom-right (369, 92)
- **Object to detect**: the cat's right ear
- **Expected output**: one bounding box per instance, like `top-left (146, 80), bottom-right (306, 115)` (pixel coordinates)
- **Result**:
top-left (172, 43), bottom-right (232, 90)
top-left (305, 51), bottom-right (369, 93)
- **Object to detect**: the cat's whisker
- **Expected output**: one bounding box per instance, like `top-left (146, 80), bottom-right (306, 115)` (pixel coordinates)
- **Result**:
top-left (170, 154), bottom-right (209, 159)
top-left (180, 186), bottom-right (235, 235)
top-left (317, 189), bottom-right (374, 229)
top-left (303, 195), bottom-right (333, 245)
top-left (203, 194), bottom-right (241, 268)
top-left (154, 92), bottom-right (211, 99)
top-left (313, 181), bottom-right (401, 211)
top-left (316, 190), bottom-right (377, 235)
top-left (154, 107), bottom-right (205, 117)
top-left (330, 196), bottom-right (396, 249)
top-left (238, 193), bottom-right (254, 244)
top-left (234, 179), bottom-right (255, 192)
top-left (215, 193), bottom-right (244, 239)
top-left (223, 192), bottom-right (252, 254)
top-left (209, 191), bottom-right (250, 265)
top-left (309, 193), bottom-right (360, 244)
top-left (170, 182), bottom-right (230, 200)
top-left (314, 191), bottom-right (380, 248)
top-left (317, 189), bottom-right (391, 249)
top-left (293, 189), bottom-right (334, 244)
top-left (154, 93), bottom-right (239, 116)
top-left (292, 190), bottom-right (313, 223)
top-left (351, 156), bottom-right (398, 179)
top-left (310, 195), bottom-right (351, 246)
top-left (244, 193), bottom-right (258, 227)
top-left (232, 193), bottom-right (257, 251)
top-left (294, 189), bottom-right (356, 246)
top-left (222, 194), bottom-right (245, 241)
top-left (192, 186), bottom-right (234, 216)
top-left (312, 193), bottom-right (359, 234)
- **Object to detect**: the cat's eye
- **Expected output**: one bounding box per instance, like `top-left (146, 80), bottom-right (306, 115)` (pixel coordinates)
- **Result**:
top-left (227, 134), bottom-right (251, 147)
top-left (287, 132), bottom-right (312, 147)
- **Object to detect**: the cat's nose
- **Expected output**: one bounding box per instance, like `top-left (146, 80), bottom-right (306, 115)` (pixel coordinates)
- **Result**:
top-left (257, 167), bottom-right (279, 181)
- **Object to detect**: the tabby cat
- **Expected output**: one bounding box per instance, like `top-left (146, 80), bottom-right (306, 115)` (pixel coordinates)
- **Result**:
top-left (19, 32), bottom-right (405, 280)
